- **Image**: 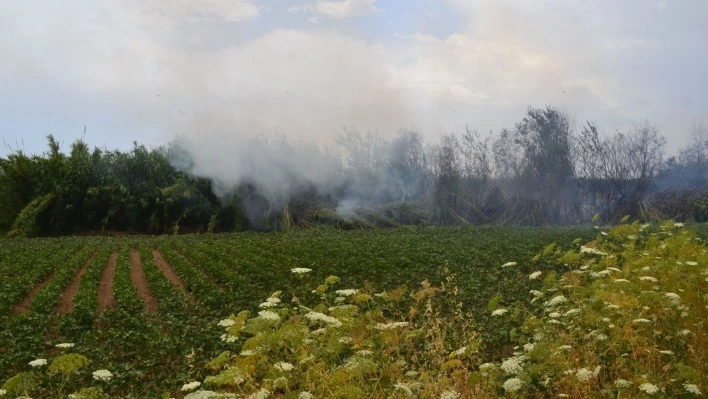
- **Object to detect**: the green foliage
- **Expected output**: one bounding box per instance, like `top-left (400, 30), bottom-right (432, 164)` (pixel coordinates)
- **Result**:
top-left (9, 193), bottom-right (56, 237)
top-left (0, 225), bottom-right (607, 397)
top-left (48, 354), bottom-right (91, 376)
top-left (1, 372), bottom-right (38, 396)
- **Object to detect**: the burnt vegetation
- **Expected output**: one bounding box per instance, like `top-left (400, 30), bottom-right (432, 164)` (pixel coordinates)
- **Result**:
top-left (1, 106), bottom-right (707, 236)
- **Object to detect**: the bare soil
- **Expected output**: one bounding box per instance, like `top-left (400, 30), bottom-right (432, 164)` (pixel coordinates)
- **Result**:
top-left (151, 249), bottom-right (194, 303)
top-left (14, 272), bottom-right (56, 315)
top-left (130, 248), bottom-right (158, 312)
top-left (56, 250), bottom-right (98, 314)
top-left (97, 252), bottom-right (118, 312)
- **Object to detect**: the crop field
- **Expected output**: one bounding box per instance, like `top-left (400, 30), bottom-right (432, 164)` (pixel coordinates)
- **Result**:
top-left (0, 226), bottom-right (596, 397)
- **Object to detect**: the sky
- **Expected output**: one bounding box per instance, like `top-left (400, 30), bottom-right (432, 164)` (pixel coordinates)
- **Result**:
top-left (1, 0), bottom-right (706, 157)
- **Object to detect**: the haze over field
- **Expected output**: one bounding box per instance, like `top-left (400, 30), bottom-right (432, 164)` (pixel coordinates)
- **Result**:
top-left (1, 0), bottom-right (706, 157)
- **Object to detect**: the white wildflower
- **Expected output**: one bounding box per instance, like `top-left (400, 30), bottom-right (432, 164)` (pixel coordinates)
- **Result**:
top-left (665, 292), bottom-right (681, 303)
top-left (548, 312), bottom-right (561, 318)
top-left (356, 350), bottom-right (373, 356)
top-left (439, 391), bottom-right (461, 399)
top-left (528, 271), bottom-right (542, 280)
top-left (679, 329), bottom-right (691, 336)
top-left (686, 261), bottom-right (698, 266)
top-left (248, 389), bottom-right (271, 399)
top-left (523, 343), bottom-right (535, 352)
top-left (595, 334), bottom-right (608, 341)
top-left (274, 362), bottom-right (294, 372)
top-left (558, 395), bottom-right (569, 398)
top-left (182, 381), bottom-right (201, 391)
top-left (639, 383), bottom-right (660, 395)
top-left (564, 308), bottom-right (581, 317)
top-left (479, 363), bottom-right (496, 371)
top-left (674, 222), bottom-right (685, 227)
top-left (684, 383), bottom-right (702, 395)
top-left (338, 336), bottom-right (353, 344)
top-left (0, 389), bottom-right (6, 396)
top-left (502, 262), bottom-right (517, 268)
top-left (615, 379), bottom-right (632, 388)
top-left (291, 268), bottom-right (312, 274)
top-left (580, 246), bottom-right (608, 256)
top-left (405, 370), bottom-right (420, 377)
top-left (659, 350), bottom-right (674, 355)
top-left (218, 319), bottom-right (236, 327)
top-left (298, 392), bottom-right (313, 399)
top-left (547, 295), bottom-right (568, 306)
top-left (576, 368), bottom-right (594, 382)
top-left (500, 356), bottom-right (524, 375)
top-left (335, 289), bottom-right (358, 296)
top-left (530, 290), bottom-right (543, 297)
top-left (640, 276), bottom-right (658, 282)
top-left (614, 279), bottom-right (631, 283)
top-left (266, 297), bottom-right (281, 303)
top-left (259, 301), bottom-right (277, 308)
top-left (375, 321), bottom-right (409, 330)
top-left (557, 345), bottom-right (572, 351)
top-left (305, 312), bottom-right (342, 327)
top-left (310, 328), bottom-right (327, 335)
top-left (28, 359), bottom-right (47, 367)
top-left (56, 342), bottom-right (75, 348)
top-left (491, 308), bottom-right (508, 316)
top-left (258, 310), bottom-right (281, 322)
top-left (240, 349), bottom-right (258, 356)
top-left (632, 318), bottom-right (652, 324)
top-left (590, 270), bottom-right (612, 278)
top-left (92, 369), bottom-right (113, 382)
top-left (606, 304), bottom-right (620, 310)
top-left (454, 347), bottom-right (467, 356)
top-left (503, 378), bottom-right (523, 392)
top-left (394, 383), bottom-right (414, 397)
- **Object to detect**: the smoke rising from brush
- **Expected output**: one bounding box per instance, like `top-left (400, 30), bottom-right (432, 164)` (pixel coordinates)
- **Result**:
top-left (167, 126), bottom-right (428, 226)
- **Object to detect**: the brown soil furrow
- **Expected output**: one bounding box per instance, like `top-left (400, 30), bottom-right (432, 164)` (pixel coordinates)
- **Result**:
top-left (56, 250), bottom-right (98, 314)
top-left (130, 248), bottom-right (158, 312)
top-left (14, 271), bottom-right (56, 315)
top-left (151, 249), bottom-right (194, 303)
top-left (172, 249), bottom-right (225, 291)
top-left (97, 252), bottom-right (118, 312)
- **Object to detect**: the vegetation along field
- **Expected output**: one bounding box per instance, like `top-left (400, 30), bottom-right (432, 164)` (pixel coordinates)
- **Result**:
top-left (1, 222), bottom-right (707, 398)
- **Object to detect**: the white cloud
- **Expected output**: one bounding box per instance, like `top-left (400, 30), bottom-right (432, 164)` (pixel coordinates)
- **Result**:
top-left (314, 0), bottom-right (380, 19)
top-left (0, 0), bottom-right (705, 157)
top-left (393, 33), bottom-right (441, 44)
top-left (287, 6), bottom-right (302, 13)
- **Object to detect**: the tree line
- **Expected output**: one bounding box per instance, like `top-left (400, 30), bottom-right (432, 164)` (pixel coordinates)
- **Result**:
top-left (1, 105), bottom-right (706, 236)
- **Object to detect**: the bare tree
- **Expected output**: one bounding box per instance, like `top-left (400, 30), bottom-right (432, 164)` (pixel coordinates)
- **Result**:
top-left (387, 128), bottom-right (427, 201)
top-left (430, 134), bottom-right (462, 225)
top-left (492, 128), bottom-right (523, 181)
top-left (460, 127), bottom-right (493, 181)
top-left (678, 121), bottom-right (708, 188)
top-left (514, 106), bottom-right (577, 223)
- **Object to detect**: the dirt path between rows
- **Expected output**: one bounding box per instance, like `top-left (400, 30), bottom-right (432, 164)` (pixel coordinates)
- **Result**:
top-left (130, 249), bottom-right (158, 312)
top-left (56, 250), bottom-right (98, 314)
top-left (151, 249), bottom-right (194, 303)
top-left (14, 271), bottom-right (56, 315)
top-left (97, 252), bottom-right (118, 312)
